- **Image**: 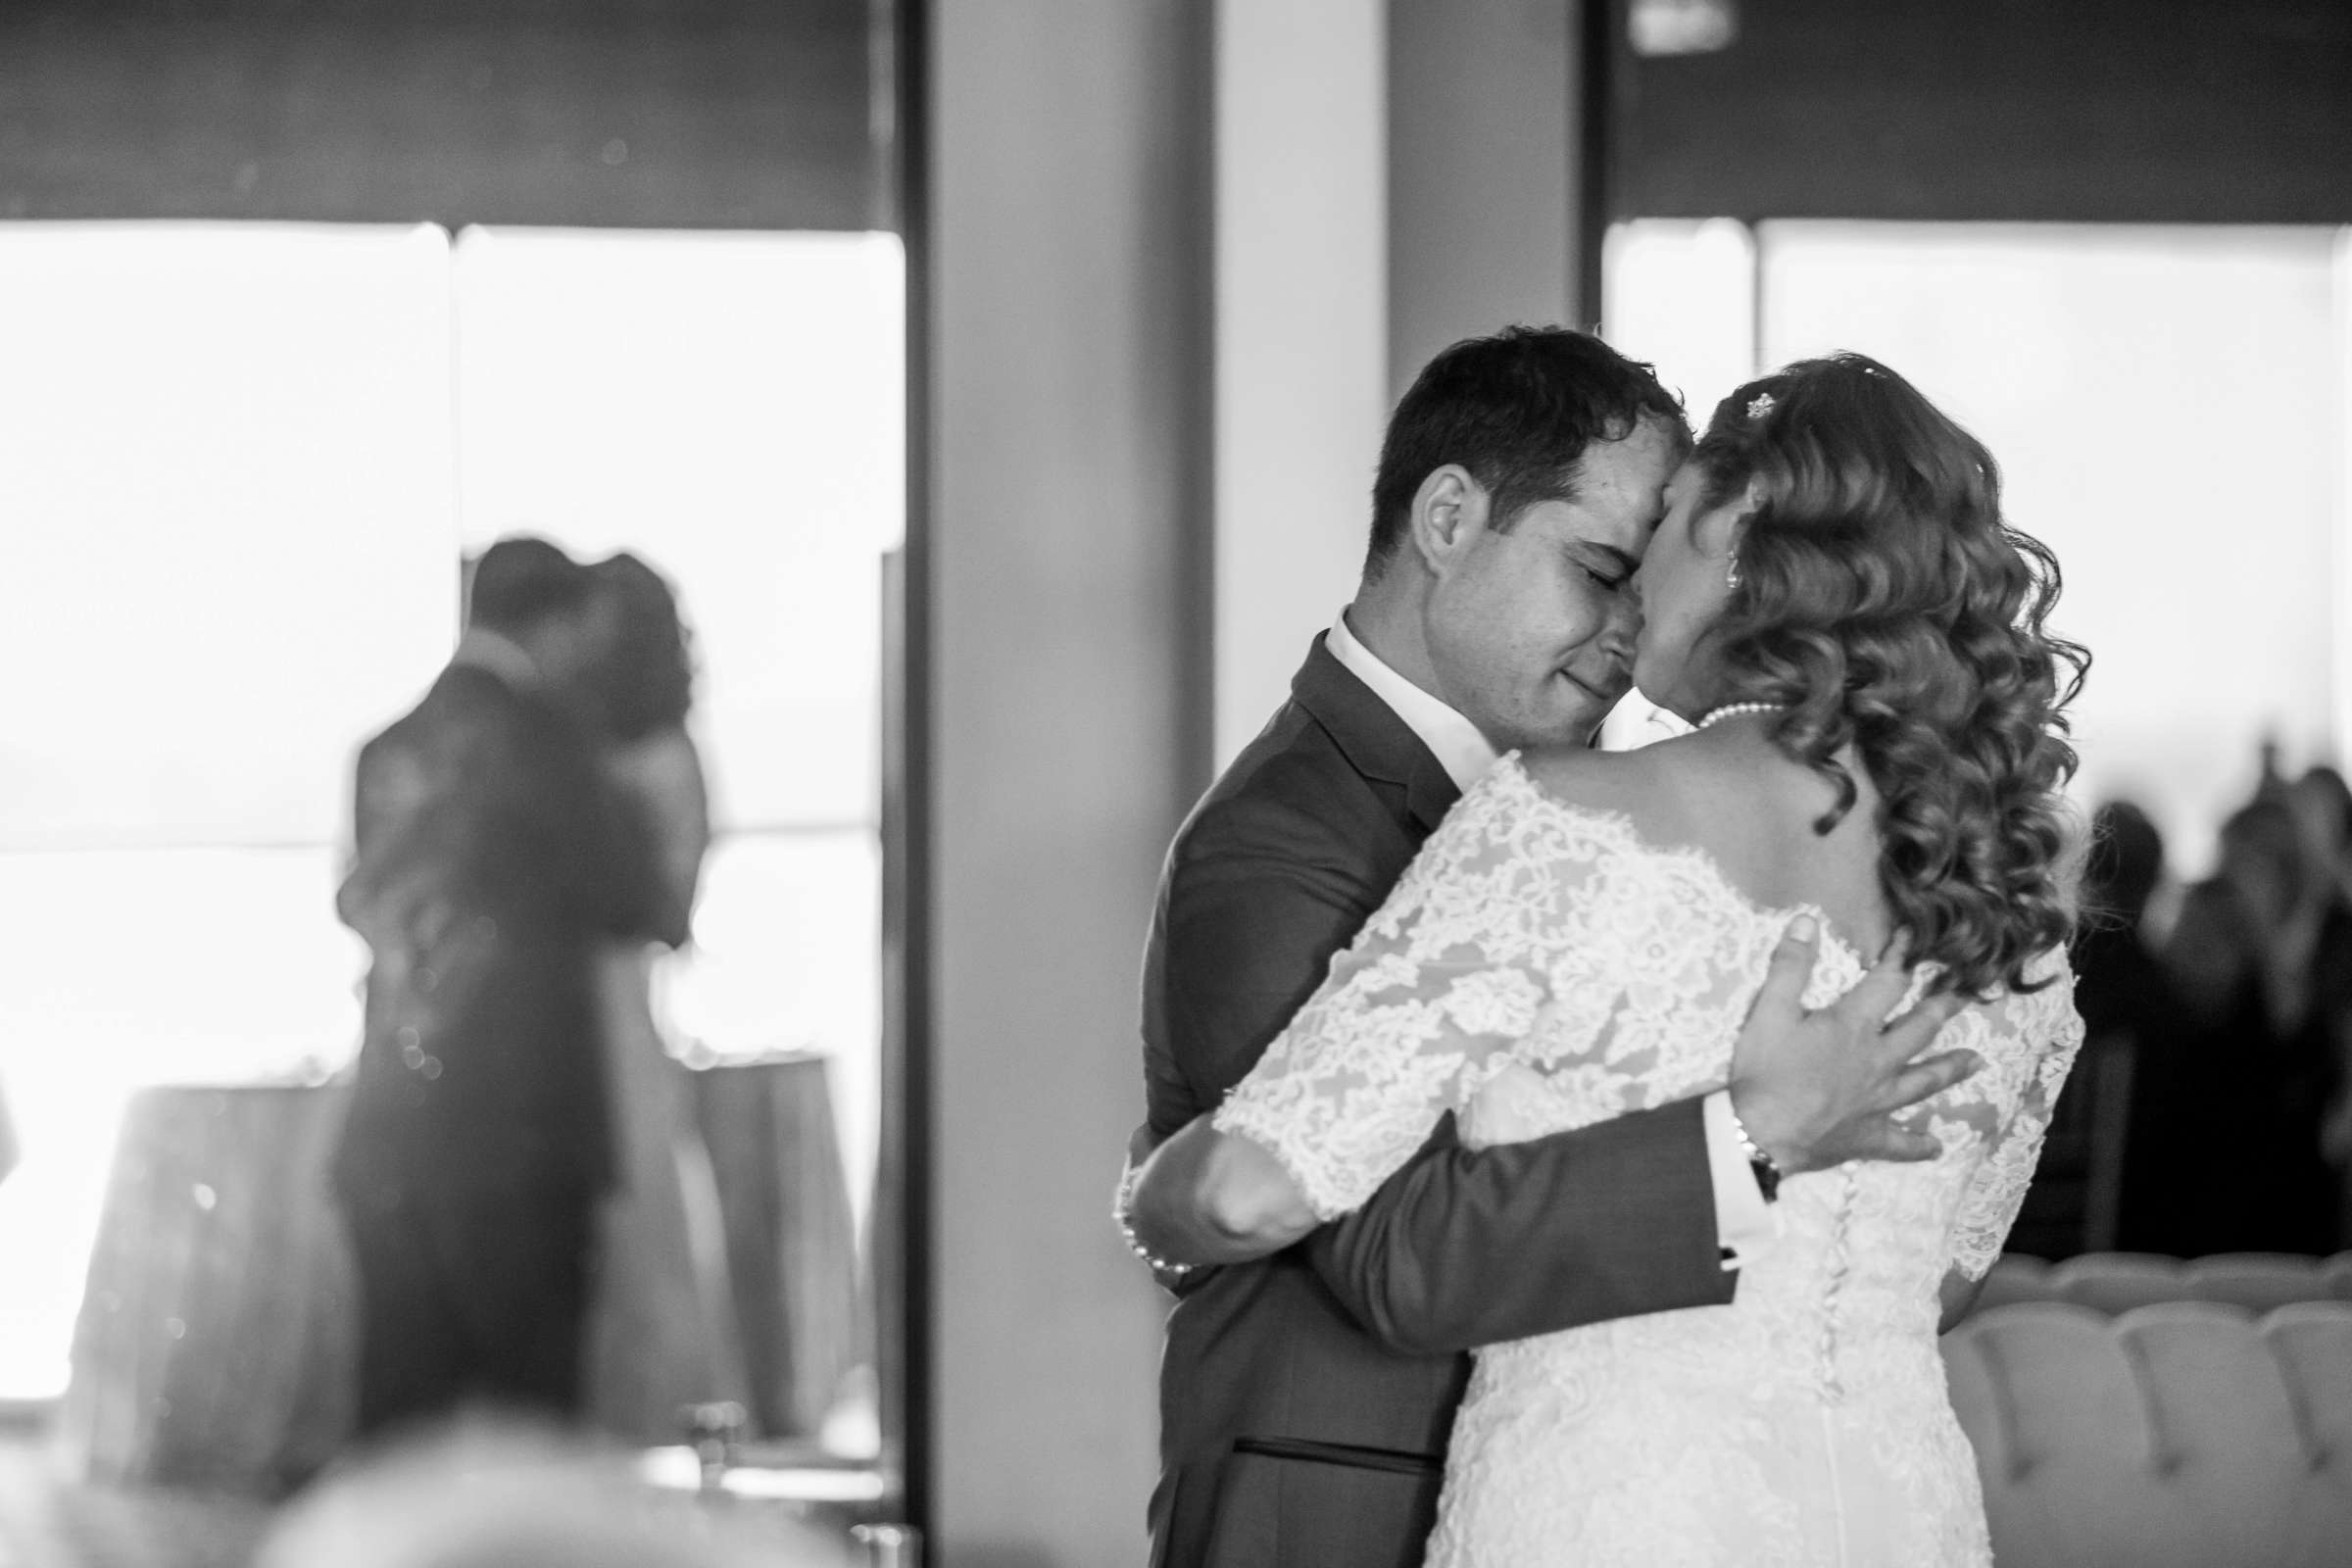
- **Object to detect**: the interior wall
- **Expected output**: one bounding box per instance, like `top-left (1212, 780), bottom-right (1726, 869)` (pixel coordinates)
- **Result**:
top-left (1386, 0), bottom-right (1578, 396)
top-left (926, 1), bottom-right (1211, 1562)
top-left (1210, 0), bottom-right (1588, 770)
top-left (1212, 0), bottom-right (1388, 767)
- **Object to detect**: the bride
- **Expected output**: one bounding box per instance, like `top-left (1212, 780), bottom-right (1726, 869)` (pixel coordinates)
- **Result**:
top-left (1132, 354), bottom-right (2086, 1564)
top-left (576, 551), bottom-right (753, 1442)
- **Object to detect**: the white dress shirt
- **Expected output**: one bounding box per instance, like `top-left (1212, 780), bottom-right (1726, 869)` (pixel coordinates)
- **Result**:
top-left (1326, 612), bottom-right (1777, 1267)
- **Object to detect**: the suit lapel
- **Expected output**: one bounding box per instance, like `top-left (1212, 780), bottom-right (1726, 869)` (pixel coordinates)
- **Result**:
top-left (1288, 635), bottom-right (1462, 835)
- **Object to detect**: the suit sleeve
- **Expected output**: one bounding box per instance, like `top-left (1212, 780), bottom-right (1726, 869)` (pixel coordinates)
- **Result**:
top-left (334, 736), bottom-right (389, 936)
top-left (1306, 1099), bottom-right (1731, 1354)
top-left (336, 730), bottom-right (463, 947)
top-left (1165, 790), bottom-right (1733, 1349)
top-left (1160, 796), bottom-right (1386, 1114)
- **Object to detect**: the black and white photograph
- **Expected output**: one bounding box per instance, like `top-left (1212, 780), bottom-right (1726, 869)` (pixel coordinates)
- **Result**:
top-left (0, 3), bottom-right (2348, 1565)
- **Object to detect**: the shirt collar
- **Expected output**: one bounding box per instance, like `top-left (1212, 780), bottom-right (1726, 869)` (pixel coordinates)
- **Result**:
top-left (1325, 611), bottom-right (1500, 793)
top-left (1641, 701), bottom-right (1695, 741)
top-left (1595, 690), bottom-right (1695, 752)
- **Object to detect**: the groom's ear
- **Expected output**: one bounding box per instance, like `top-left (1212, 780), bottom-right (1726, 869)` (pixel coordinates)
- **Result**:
top-left (1407, 466), bottom-right (1489, 576)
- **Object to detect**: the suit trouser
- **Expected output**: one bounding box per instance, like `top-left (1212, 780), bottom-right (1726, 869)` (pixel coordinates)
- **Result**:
top-left (340, 1177), bottom-right (600, 1439)
top-left (1155, 1442), bottom-right (1445, 1568)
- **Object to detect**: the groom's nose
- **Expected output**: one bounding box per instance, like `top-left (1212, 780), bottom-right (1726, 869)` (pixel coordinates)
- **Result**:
top-left (1597, 589), bottom-right (1642, 670)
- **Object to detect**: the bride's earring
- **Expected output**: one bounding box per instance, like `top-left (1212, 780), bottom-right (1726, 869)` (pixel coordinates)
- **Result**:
top-left (1725, 551), bottom-right (1740, 592)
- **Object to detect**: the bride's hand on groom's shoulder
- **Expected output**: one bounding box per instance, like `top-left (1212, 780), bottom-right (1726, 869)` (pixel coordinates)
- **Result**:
top-left (1727, 919), bottom-right (1978, 1177)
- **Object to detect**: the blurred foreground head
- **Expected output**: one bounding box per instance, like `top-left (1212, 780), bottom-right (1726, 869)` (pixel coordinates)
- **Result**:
top-left (255, 1419), bottom-right (852, 1568)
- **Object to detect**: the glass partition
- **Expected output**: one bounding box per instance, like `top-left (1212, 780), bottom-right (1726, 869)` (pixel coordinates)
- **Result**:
top-left (0, 214), bottom-right (911, 1528)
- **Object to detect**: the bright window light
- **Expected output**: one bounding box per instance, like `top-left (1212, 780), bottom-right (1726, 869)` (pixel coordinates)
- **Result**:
top-left (0, 223), bottom-right (461, 850)
top-left (452, 225), bottom-right (905, 1218)
top-left (453, 227), bottom-right (906, 831)
top-left (1603, 217), bottom-right (1758, 421)
top-left (1605, 220), bottom-right (2352, 875)
top-left (1761, 221), bottom-right (2345, 872)
top-left (0, 222), bottom-right (458, 1397)
top-left (0, 221), bottom-right (904, 1398)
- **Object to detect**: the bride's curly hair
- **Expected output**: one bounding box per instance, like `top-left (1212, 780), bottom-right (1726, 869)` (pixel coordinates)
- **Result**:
top-left (1694, 354), bottom-right (2088, 998)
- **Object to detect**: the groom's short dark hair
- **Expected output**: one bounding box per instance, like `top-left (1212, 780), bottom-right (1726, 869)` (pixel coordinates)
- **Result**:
top-left (467, 535), bottom-right (590, 635)
top-left (1365, 326), bottom-right (1687, 578)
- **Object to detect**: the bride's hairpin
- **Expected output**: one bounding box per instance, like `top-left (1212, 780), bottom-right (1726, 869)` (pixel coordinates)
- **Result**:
top-left (1746, 392), bottom-right (1776, 420)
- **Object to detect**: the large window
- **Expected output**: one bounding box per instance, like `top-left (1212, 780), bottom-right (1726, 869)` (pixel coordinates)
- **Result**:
top-left (0, 222), bottom-right (902, 1399)
top-left (1605, 220), bottom-right (2352, 875)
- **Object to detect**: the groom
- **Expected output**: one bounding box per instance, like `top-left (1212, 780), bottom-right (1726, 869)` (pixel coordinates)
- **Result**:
top-left (333, 538), bottom-right (680, 1439)
top-left (1133, 328), bottom-right (1976, 1567)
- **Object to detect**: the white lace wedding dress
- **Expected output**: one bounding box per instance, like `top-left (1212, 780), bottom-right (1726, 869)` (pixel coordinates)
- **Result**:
top-left (1215, 754), bottom-right (2083, 1567)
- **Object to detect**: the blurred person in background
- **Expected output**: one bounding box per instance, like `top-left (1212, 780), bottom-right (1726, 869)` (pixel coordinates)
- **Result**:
top-left (576, 550), bottom-right (756, 1442)
top-left (2287, 764), bottom-right (2352, 1245)
top-left (2070, 802), bottom-right (2171, 1044)
top-left (2131, 788), bottom-right (2343, 1254)
top-left (255, 1418), bottom-right (851, 1568)
top-left (2286, 764), bottom-right (2352, 903)
top-left (332, 537), bottom-right (686, 1442)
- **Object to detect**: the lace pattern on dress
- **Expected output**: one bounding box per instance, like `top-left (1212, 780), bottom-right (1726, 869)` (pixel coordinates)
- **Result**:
top-left (1209, 753), bottom-right (2084, 1567)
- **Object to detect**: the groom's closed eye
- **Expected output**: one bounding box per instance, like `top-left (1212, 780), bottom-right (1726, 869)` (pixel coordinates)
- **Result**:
top-left (1573, 544), bottom-right (1642, 592)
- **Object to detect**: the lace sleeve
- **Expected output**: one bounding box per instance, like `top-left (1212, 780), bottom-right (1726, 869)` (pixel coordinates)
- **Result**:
top-left (1211, 768), bottom-right (1604, 1221)
top-left (1947, 957), bottom-right (2086, 1280)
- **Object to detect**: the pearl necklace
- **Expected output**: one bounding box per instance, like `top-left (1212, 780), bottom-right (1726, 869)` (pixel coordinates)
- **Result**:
top-left (1695, 702), bottom-right (1783, 731)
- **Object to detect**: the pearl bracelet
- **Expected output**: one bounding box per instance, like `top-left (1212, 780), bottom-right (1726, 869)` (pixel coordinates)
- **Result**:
top-left (1114, 1159), bottom-right (1195, 1277)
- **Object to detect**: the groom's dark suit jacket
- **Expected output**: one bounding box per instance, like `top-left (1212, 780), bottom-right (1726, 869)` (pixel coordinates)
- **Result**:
top-left (1143, 637), bottom-right (1738, 1568)
top-left (331, 660), bottom-right (678, 1204)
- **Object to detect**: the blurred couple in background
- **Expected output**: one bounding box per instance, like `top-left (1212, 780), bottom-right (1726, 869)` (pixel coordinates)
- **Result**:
top-left (2095, 755), bottom-right (2352, 1257)
top-left (331, 536), bottom-right (745, 1447)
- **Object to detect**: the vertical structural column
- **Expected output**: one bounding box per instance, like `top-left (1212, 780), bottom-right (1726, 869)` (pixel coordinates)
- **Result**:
top-left (2336, 226), bottom-right (2352, 760)
top-left (927, 1), bottom-right (1211, 1562)
top-left (1213, 0), bottom-right (1389, 767)
top-left (1385, 0), bottom-right (1581, 404)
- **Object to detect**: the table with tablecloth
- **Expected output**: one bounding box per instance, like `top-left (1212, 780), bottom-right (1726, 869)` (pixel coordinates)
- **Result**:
top-left (55, 1054), bottom-right (861, 1494)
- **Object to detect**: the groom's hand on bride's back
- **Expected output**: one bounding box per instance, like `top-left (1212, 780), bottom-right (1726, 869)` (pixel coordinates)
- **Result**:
top-left (1726, 916), bottom-right (1978, 1175)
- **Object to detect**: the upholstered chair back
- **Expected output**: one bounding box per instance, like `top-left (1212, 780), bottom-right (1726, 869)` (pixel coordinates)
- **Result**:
top-left (1942, 1300), bottom-right (2352, 1568)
